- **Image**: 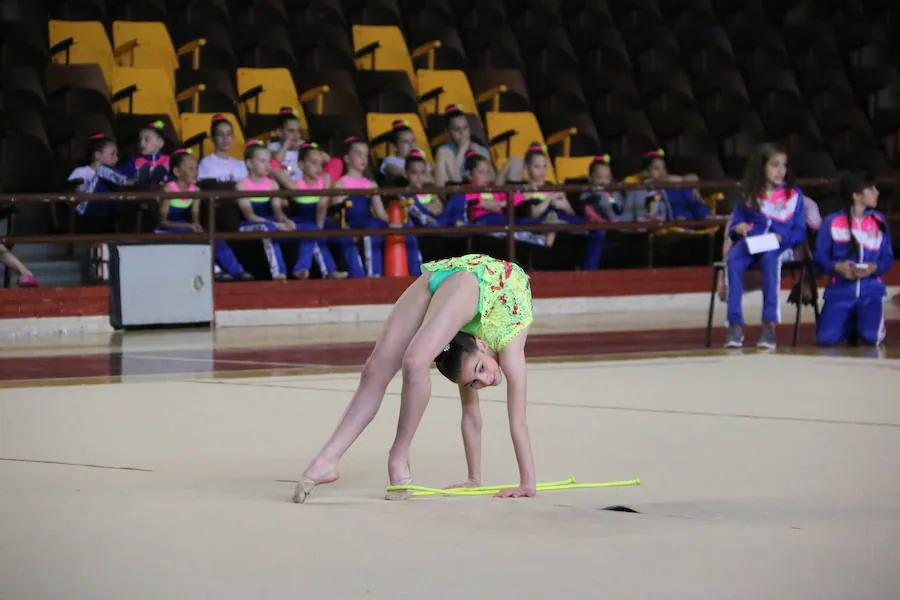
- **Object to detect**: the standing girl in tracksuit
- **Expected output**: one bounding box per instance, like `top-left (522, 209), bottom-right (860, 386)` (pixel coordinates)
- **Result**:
top-left (815, 172), bottom-right (894, 346)
top-left (236, 141), bottom-right (295, 280)
top-left (724, 143), bottom-right (807, 350)
top-left (156, 149), bottom-right (252, 281)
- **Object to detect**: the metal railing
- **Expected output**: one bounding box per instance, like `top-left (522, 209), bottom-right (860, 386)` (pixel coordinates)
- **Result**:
top-left (1, 177), bottom-right (898, 266)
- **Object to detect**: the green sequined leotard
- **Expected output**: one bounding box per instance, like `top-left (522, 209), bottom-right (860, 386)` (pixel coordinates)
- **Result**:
top-left (421, 254), bottom-right (533, 352)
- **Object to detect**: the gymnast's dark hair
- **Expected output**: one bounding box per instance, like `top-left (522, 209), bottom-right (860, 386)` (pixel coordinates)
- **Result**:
top-left (86, 133), bottom-right (115, 164)
top-left (405, 149), bottom-right (427, 171)
top-left (209, 114), bottom-right (232, 139)
top-left (741, 142), bottom-right (793, 212)
top-left (840, 170), bottom-right (886, 258)
top-left (463, 151), bottom-right (488, 174)
top-left (170, 148), bottom-right (194, 171)
top-left (276, 107), bottom-right (300, 129)
top-left (434, 331), bottom-right (479, 382)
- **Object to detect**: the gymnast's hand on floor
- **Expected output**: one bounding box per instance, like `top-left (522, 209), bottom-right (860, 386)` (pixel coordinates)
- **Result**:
top-left (495, 486), bottom-right (536, 499)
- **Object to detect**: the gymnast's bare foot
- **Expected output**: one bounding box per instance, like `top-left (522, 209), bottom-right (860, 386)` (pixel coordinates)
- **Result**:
top-left (385, 455), bottom-right (412, 501)
top-left (292, 460), bottom-right (339, 504)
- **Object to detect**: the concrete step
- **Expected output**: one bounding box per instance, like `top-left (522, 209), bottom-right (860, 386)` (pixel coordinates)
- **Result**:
top-left (3, 259), bottom-right (86, 288)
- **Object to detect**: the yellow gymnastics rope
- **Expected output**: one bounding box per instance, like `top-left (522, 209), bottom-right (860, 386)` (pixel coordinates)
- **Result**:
top-left (385, 476), bottom-right (641, 497)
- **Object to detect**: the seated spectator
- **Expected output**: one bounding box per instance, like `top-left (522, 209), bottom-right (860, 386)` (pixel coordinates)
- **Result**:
top-left (433, 105), bottom-right (491, 186)
top-left (156, 149), bottom-right (252, 281)
top-left (67, 134), bottom-right (133, 233)
top-left (520, 143), bottom-right (605, 270)
top-left (270, 142), bottom-right (359, 279)
top-left (579, 154), bottom-right (625, 223)
top-left (431, 105), bottom-right (525, 187)
top-left (198, 115), bottom-right (248, 183)
top-left (403, 150), bottom-right (449, 226)
top-left (235, 141), bottom-right (296, 281)
top-left (717, 182), bottom-right (822, 302)
top-left (723, 143), bottom-right (807, 350)
top-left (462, 152), bottom-right (550, 247)
top-left (0, 244), bottom-right (38, 287)
top-left (267, 108), bottom-right (306, 181)
top-left (815, 171), bottom-right (894, 347)
top-left (337, 137), bottom-right (422, 277)
top-left (379, 120), bottom-right (431, 185)
top-left (121, 120), bottom-right (170, 186)
top-left (620, 149), bottom-right (710, 222)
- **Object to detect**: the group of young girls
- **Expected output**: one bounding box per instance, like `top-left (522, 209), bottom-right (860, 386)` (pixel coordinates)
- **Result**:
top-left (719, 143), bottom-right (894, 349)
top-left (11, 106), bottom-right (893, 349)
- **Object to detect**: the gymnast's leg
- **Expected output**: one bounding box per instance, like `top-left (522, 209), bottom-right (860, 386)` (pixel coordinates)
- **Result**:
top-left (294, 274), bottom-right (434, 502)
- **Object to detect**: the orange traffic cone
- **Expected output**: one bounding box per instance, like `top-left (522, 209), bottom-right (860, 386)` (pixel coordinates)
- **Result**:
top-left (384, 199), bottom-right (409, 277)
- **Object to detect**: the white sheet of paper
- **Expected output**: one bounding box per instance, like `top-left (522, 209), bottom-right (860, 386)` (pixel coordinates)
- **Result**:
top-left (745, 232), bottom-right (780, 255)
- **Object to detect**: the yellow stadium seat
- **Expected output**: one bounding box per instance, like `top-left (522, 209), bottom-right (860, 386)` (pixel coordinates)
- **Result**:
top-left (236, 68), bottom-right (303, 126)
top-left (49, 20), bottom-right (119, 89)
top-left (352, 25), bottom-right (440, 91)
top-left (366, 113), bottom-right (434, 164)
top-left (180, 113), bottom-right (245, 159)
top-left (554, 156), bottom-right (596, 182)
top-left (111, 67), bottom-right (179, 133)
top-left (112, 21), bottom-right (206, 86)
top-left (416, 69), bottom-right (478, 117)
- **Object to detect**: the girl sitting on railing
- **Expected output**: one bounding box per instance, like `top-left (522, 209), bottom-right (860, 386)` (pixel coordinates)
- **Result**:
top-left (273, 142), bottom-right (357, 279)
top-left (235, 141), bottom-right (295, 281)
top-left (338, 136), bottom-right (421, 277)
top-left (197, 115), bottom-right (248, 183)
top-left (121, 120), bottom-right (170, 187)
top-left (155, 149), bottom-right (252, 282)
top-left (521, 143), bottom-right (605, 270)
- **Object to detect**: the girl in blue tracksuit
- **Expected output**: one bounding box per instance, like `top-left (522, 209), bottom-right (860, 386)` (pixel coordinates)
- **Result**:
top-left (815, 172), bottom-right (894, 346)
top-left (236, 141), bottom-right (295, 280)
top-left (725, 143), bottom-right (807, 349)
top-left (155, 149), bottom-right (252, 281)
top-left (121, 120), bottom-right (170, 186)
top-left (337, 137), bottom-right (422, 277)
top-left (278, 142), bottom-right (359, 279)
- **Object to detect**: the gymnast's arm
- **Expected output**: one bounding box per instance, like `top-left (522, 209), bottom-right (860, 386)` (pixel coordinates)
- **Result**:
top-left (448, 383), bottom-right (483, 488)
top-left (497, 329), bottom-right (537, 497)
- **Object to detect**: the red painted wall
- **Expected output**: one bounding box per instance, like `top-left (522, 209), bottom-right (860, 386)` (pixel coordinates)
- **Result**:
top-left (2, 267), bottom-right (898, 320)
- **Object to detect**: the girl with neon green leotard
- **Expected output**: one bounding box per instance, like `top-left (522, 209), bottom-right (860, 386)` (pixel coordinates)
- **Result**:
top-left (294, 254), bottom-right (536, 503)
